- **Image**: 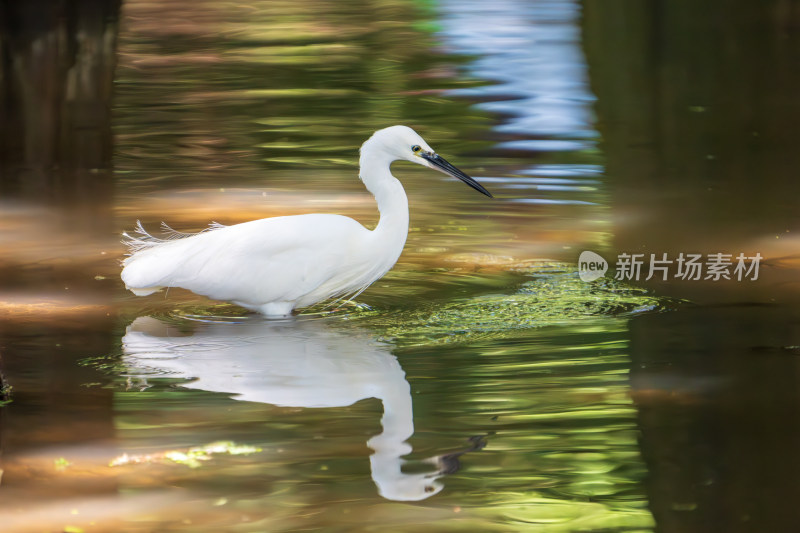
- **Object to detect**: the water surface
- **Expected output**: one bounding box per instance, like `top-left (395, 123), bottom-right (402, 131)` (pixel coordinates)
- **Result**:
top-left (1, 1), bottom-right (799, 532)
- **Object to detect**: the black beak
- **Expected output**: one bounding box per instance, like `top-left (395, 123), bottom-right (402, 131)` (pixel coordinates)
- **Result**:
top-left (421, 152), bottom-right (493, 198)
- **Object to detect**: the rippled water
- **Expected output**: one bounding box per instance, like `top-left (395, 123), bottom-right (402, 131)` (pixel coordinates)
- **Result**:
top-left (2, 0), bottom-right (800, 532)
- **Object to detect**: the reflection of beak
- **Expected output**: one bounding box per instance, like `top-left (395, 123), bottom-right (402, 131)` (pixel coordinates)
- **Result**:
top-left (421, 152), bottom-right (493, 198)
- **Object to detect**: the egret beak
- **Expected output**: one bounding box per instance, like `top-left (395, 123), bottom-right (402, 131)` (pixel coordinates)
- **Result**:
top-left (421, 152), bottom-right (493, 198)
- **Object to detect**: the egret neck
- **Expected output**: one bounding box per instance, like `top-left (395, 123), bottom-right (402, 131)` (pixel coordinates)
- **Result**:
top-left (359, 145), bottom-right (410, 263)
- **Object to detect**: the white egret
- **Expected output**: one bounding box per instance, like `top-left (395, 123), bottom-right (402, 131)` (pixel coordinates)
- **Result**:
top-left (121, 125), bottom-right (492, 316)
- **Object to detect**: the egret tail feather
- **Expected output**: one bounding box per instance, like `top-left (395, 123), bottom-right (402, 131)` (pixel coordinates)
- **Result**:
top-left (122, 221), bottom-right (227, 256)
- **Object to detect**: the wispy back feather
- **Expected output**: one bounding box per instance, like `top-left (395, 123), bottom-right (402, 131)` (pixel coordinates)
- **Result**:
top-left (121, 220), bottom-right (228, 256)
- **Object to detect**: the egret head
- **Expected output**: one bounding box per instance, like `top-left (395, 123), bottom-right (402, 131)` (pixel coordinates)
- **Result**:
top-left (363, 126), bottom-right (493, 197)
top-left (373, 469), bottom-right (444, 501)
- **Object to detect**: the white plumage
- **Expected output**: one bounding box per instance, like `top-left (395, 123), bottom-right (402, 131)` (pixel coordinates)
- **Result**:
top-left (121, 125), bottom-right (492, 316)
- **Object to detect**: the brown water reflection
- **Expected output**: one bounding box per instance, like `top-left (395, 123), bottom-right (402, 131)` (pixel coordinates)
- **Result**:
top-left (584, 0), bottom-right (800, 304)
top-left (0, 0), bottom-right (799, 532)
top-left (0, 0), bottom-right (119, 219)
top-left (584, 2), bottom-right (800, 532)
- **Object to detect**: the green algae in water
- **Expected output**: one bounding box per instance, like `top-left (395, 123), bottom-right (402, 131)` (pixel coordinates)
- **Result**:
top-left (342, 266), bottom-right (676, 346)
top-left (0, 382), bottom-right (12, 406)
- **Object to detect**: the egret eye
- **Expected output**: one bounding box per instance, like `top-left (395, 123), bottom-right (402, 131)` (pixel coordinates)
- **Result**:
top-left (412, 145), bottom-right (422, 153)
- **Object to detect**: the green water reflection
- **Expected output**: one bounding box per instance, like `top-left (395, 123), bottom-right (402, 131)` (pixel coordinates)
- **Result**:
top-left (1, 0), bottom-right (799, 532)
top-left (110, 298), bottom-right (656, 531)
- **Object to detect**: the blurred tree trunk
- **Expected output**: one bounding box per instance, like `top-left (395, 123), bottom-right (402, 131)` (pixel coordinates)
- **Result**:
top-left (0, 0), bottom-right (121, 210)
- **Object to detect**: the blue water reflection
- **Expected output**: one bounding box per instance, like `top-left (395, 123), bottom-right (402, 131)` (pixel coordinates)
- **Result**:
top-left (438, 0), bottom-right (597, 143)
top-left (436, 0), bottom-right (604, 213)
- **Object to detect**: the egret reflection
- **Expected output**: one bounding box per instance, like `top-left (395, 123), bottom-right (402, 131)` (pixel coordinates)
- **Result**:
top-left (121, 315), bottom-right (470, 501)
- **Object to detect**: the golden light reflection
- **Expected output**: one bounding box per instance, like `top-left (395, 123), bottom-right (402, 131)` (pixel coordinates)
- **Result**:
top-left (110, 441), bottom-right (262, 469)
top-left (0, 296), bottom-right (111, 319)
